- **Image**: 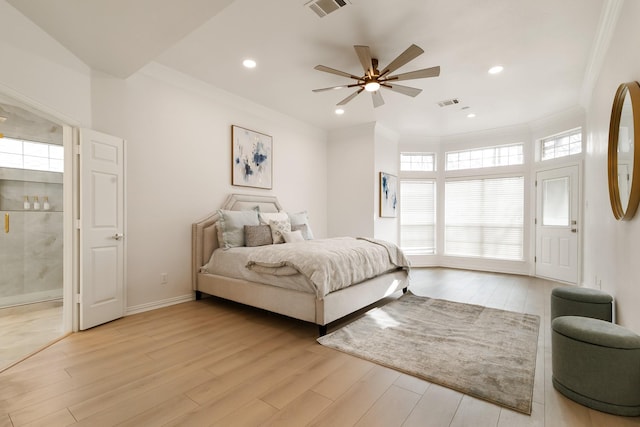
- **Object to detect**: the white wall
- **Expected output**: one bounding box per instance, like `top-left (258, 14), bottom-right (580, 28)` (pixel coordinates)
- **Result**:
top-left (374, 123), bottom-right (399, 243)
top-left (327, 123), bottom-right (376, 238)
top-left (583, 0), bottom-right (640, 332)
top-left (90, 63), bottom-right (328, 310)
top-left (0, 1), bottom-right (91, 126)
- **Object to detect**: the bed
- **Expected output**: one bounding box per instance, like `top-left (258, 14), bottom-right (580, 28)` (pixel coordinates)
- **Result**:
top-left (192, 193), bottom-right (410, 335)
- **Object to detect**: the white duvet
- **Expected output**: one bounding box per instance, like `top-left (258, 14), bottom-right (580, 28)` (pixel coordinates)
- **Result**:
top-left (245, 237), bottom-right (410, 298)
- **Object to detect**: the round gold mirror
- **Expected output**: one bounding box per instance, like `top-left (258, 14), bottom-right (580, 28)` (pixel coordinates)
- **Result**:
top-left (608, 81), bottom-right (640, 220)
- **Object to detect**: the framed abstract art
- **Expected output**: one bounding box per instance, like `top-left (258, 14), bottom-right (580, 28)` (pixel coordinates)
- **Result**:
top-left (231, 125), bottom-right (273, 189)
top-left (379, 172), bottom-right (398, 217)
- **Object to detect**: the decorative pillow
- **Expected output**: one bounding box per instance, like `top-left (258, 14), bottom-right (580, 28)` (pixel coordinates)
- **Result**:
top-left (288, 211), bottom-right (315, 239)
top-left (259, 211), bottom-right (289, 225)
top-left (244, 225), bottom-right (273, 247)
top-left (282, 230), bottom-right (305, 243)
top-left (217, 208), bottom-right (260, 249)
top-left (269, 219), bottom-right (291, 244)
top-left (291, 224), bottom-right (312, 240)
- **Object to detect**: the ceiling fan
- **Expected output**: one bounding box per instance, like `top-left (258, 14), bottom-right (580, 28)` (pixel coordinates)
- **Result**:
top-left (312, 44), bottom-right (440, 108)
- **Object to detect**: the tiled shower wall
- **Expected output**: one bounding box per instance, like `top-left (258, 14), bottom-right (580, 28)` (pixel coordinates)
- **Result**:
top-left (0, 168), bottom-right (63, 307)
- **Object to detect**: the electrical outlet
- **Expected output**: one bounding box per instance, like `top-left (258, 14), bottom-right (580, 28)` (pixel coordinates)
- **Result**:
top-left (161, 273), bottom-right (168, 284)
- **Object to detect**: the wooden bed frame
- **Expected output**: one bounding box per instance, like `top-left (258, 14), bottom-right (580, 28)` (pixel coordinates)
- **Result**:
top-left (192, 193), bottom-right (409, 335)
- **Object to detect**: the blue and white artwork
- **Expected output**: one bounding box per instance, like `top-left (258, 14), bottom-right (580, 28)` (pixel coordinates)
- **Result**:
top-left (232, 125), bottom-right (272, 189)
top-left (380, 172), bottom-right (398, 217)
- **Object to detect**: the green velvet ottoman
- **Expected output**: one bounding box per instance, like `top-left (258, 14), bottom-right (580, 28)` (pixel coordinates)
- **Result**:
top-left (552, 316), bottom-right (640, 416)
top-left (551, 286), bottom-right (613, 321)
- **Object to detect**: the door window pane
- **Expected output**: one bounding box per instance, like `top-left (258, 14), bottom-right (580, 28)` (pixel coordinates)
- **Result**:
top-left (542, 177), bottom-right (569, 226)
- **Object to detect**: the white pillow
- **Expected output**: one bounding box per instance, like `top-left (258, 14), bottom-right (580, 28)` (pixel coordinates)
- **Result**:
top-left (269, 219), bottom-right (291, 244)
top-left (217, 209), bottom-right (260, 249)
top-left (259, 211), bottom-right (289, 225)
top-left (288, 211), bottom-right (314, 239)
top-left (282, 230), bottom-right (305, 243)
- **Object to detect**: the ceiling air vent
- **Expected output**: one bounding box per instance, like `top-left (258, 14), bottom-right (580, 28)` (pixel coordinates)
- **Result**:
top-left (306, 0), bottom-right (349, 18)
top-left (437, 98), bottom-right (460, 108)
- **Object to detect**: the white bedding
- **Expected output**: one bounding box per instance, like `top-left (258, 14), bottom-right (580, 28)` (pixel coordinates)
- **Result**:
top-left (201, 246), bottom-right (317, 294)
top-left (245, 237), bottom-right (410, 298)
top-left (202, 237), bottom-right (409, 298)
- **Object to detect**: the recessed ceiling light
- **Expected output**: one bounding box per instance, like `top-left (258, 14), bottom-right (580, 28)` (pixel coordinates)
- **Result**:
top-left (467, 113), bottom-right (476, 118)
top-left (242, 59), bottom-right (257, 69)
top-left (488, 65), bottom-right (504, 75)
top-left (0, 116), bottom-right (7, 123)
top-left (335, 108), bottom-right (345, 115)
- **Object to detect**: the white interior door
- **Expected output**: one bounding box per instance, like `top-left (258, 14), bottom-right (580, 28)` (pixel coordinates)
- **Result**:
top-left (79, 129), bottom-right (125, 330)
top-left (535, 165), bottom-right (579, 284)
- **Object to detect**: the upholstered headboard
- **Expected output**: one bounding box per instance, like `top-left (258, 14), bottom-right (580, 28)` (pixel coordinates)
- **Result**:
top-left (191, 193), bottom-right (283, 289)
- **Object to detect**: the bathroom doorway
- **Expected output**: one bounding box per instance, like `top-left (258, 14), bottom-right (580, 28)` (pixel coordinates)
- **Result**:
top-left (0, 96), bottom-right (70, 371)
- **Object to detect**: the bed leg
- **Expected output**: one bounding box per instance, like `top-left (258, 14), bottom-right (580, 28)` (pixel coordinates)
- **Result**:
top-left (319, 325), bottom-right (327, 337)
top-left (195, 290), bottom-right (203, 300)
top-left (402, 287), bottom-right (408, 294)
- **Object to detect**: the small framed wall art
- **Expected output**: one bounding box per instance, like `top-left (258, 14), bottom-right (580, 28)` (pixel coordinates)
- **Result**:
top-left (379, 171), bottom-right (398, 217)
top-left (231, 125), bottom-right (273, 189)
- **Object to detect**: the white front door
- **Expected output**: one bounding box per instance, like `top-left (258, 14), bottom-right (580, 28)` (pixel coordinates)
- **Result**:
top-left (79, 129), bottom-right (126, 330)
top-left (535, 165), bottom-right (579, 284)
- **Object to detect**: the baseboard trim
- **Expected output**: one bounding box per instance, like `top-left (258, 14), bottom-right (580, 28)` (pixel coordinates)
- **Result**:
top-left (126, 294), bottom-right (194, 316)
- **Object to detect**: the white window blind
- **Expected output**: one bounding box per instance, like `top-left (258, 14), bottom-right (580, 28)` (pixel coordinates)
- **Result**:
top-left (445, 176), bottom-right (524, 260)
top-left (400, 180), bottom-right (435, 254)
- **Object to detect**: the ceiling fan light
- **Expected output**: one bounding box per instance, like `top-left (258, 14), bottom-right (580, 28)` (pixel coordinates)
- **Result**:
top-left (364, 81), bottom-right (380, 92)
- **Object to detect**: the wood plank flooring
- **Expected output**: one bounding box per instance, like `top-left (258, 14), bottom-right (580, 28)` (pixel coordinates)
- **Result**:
top-left (1, 268), bottom-right (640, 426)
top-left (0, 300), bottom-right (63, 372)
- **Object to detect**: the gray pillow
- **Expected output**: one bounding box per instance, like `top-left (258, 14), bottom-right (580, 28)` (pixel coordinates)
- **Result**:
top-left (244, 225), bottom-right (273, 247)
top-left (217, 209), bottom-right (260, 248)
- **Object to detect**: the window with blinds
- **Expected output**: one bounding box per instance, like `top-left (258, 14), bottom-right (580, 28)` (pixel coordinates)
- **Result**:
top-left (444, 176), bottom-right (524, 260)
top-left (400, 180), bottom-right (436, 254)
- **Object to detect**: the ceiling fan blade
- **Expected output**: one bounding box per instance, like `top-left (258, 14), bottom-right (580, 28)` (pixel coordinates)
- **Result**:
top-left (313, 65), bottom-right (361, 80)
top-left (314, 65), bottom-right (361, 80)
top-left (382, 83), bottom-right (422, 97)
top-left (354, 45), bottom-right (374, 76)
top-left (372, 90), bottom-right (385, 108)
top-left (380, 44), bottom-right (424, 77)
top-left (384, 66), bottom-right (440, 82)
top-left (337, 88), bottom-right (365, 106)
top-left (312, 84), bottom-right (356, 92)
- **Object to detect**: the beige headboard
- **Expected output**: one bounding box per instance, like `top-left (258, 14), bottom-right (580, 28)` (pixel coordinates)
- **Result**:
top-left (191, 193), bottom-right (283, 289)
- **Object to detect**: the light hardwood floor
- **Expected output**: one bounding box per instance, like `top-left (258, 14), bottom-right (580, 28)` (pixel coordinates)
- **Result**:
top-left (1, 268), bottom-right (639, 427)
top-left (0, 300), bottom-right (63, 372)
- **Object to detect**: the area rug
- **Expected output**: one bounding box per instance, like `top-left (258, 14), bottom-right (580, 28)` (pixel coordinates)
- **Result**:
top-left (317, 292), bottom-right (540, 414)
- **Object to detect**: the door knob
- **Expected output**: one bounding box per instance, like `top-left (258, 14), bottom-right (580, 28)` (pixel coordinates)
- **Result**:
top-left (112, 233), bottom-right (124, 240)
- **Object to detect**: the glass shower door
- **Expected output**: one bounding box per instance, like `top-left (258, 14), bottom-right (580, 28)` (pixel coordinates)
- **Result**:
top-left (0, 131), bottom-right (64, 371)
